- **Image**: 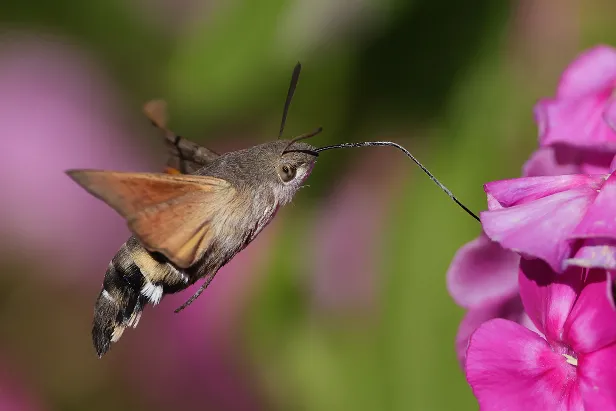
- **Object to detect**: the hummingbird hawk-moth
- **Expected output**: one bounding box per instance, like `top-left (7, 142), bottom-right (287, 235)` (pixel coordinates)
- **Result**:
top-left (67, 63), bottom-right (478, 357)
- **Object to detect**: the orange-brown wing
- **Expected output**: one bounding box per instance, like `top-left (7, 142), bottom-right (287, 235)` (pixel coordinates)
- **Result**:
top-left (66, 170), bottom-right (234, 268)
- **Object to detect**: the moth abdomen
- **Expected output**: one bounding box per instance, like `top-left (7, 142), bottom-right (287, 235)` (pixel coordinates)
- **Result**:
top-left (92, 237), bottom-right (190, 357)
top-left (92, 251), bottom-right (144, 357)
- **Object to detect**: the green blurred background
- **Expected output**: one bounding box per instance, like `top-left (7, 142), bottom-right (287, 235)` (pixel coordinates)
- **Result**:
top-left (1, 0), bottom-right (615, 410)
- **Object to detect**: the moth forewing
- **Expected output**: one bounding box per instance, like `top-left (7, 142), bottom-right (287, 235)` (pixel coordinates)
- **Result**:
top-left (66, 170), bottom-right (236, 268)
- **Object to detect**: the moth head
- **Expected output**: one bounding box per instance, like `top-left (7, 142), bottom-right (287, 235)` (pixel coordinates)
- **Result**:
top-left (278, 140), bottom-right (318, 180)
top-left (261, 139), bottom-right (318, 204)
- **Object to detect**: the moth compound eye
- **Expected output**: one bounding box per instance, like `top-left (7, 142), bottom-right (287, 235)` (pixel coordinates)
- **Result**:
top-left (278, 164), bottom-right (297, 183)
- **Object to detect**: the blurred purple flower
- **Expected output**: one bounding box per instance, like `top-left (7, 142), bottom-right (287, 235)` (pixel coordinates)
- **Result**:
top-left (121, 227), bottom-right (277, 411)
top-left (481, 173), bottom-right (616, 273)
top-left (0, 35), bottom-right (155, 279)
top-left (466, 262), bottom-right (616, 411)
top-left (0, 356), bottom-right (45, 411)
top-left (534, 45), bottom-right (616, 152)
top-left (311, 151), bottom-right (402, 314)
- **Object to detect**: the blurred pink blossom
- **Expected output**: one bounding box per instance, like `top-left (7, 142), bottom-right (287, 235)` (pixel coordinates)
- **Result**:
top-left (466, 262), bottom-right (616, 410)
top-left (0, 35), bottom-right (156, 279)
top-left (534, 45), bottom-right (616, 152)
top-left (120, 226), bottom-right (278, 411)
top-left (0, 356), bottom-right (45, 411)
top-left (311, 150), bottom-right (403, 314)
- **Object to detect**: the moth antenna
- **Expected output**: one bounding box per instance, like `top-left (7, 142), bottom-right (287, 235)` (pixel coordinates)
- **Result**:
top-left (315, 141), bottom-right (480, 222)
top-left (281, 127), bottom-right (323, 155)
top-left (278, 62), bottom-right (302, 140)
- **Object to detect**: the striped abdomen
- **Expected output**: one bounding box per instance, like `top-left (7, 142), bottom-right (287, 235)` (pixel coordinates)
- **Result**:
top-left (92, 236), bottom-right (190, 357)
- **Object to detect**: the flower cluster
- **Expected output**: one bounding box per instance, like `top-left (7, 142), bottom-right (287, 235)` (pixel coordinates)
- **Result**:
top-left (448, 45), bottom-right (616, 410)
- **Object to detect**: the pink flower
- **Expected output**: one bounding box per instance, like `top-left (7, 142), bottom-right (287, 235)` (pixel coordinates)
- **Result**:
top-left (534, 45), bottom-right (616, 152)
top-left (457, 43), bottom-right (616, 407)
top-left (481, 172), bottom-right (616, 273)
top-left (465, 260), bottom-right (616, 410)
top-left (448, 143), bottom-right (603, 363)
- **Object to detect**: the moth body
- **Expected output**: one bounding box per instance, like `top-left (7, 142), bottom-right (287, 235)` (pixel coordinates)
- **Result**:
top-left (70, 64), bottom-right (323, 357)
top-left (82, 140), bottom-right (318, 357)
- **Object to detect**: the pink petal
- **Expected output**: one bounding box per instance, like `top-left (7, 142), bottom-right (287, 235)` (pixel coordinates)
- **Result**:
top-left (578, 150), bottom-right (616, 175)
top-left (522, 146), bottom-right (613, 177)
top-left (578, 345), bottom-right (616, 410)
top-left (551, 145), bottom-right (614, 175)
top-left (446, 234), bottom-right (520, 308)
top-left (522, 147), bottom-right (584, 177)
top-left (481, 188), bottom-right (596, 273)
top-left (556, 45), bottom-right (616, 99)
top-left (564, 270), bottom-right (616, 353)
top-left (455, 295), bottom-right (526, 365)
top-left (534, 98), bottom-right (552, 143)
top-left (609, 272), bottom-right (616, 310)
top-left (571, 173), bottom-right (616, 239)
top-left (564, 239), bottom-right (616, 270)
top-left (604, 97), bottom-right (616, 135)
top-left (534, 46), bottom-right (616, 153)
top-left (466, 319), bottom-right (581, 411)
top-left (537, 95), bottom-right (616, 151)
top-left (484, 175), bottom-right (603, 210)
top-left (519, 260), bottom-right (583, 342)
